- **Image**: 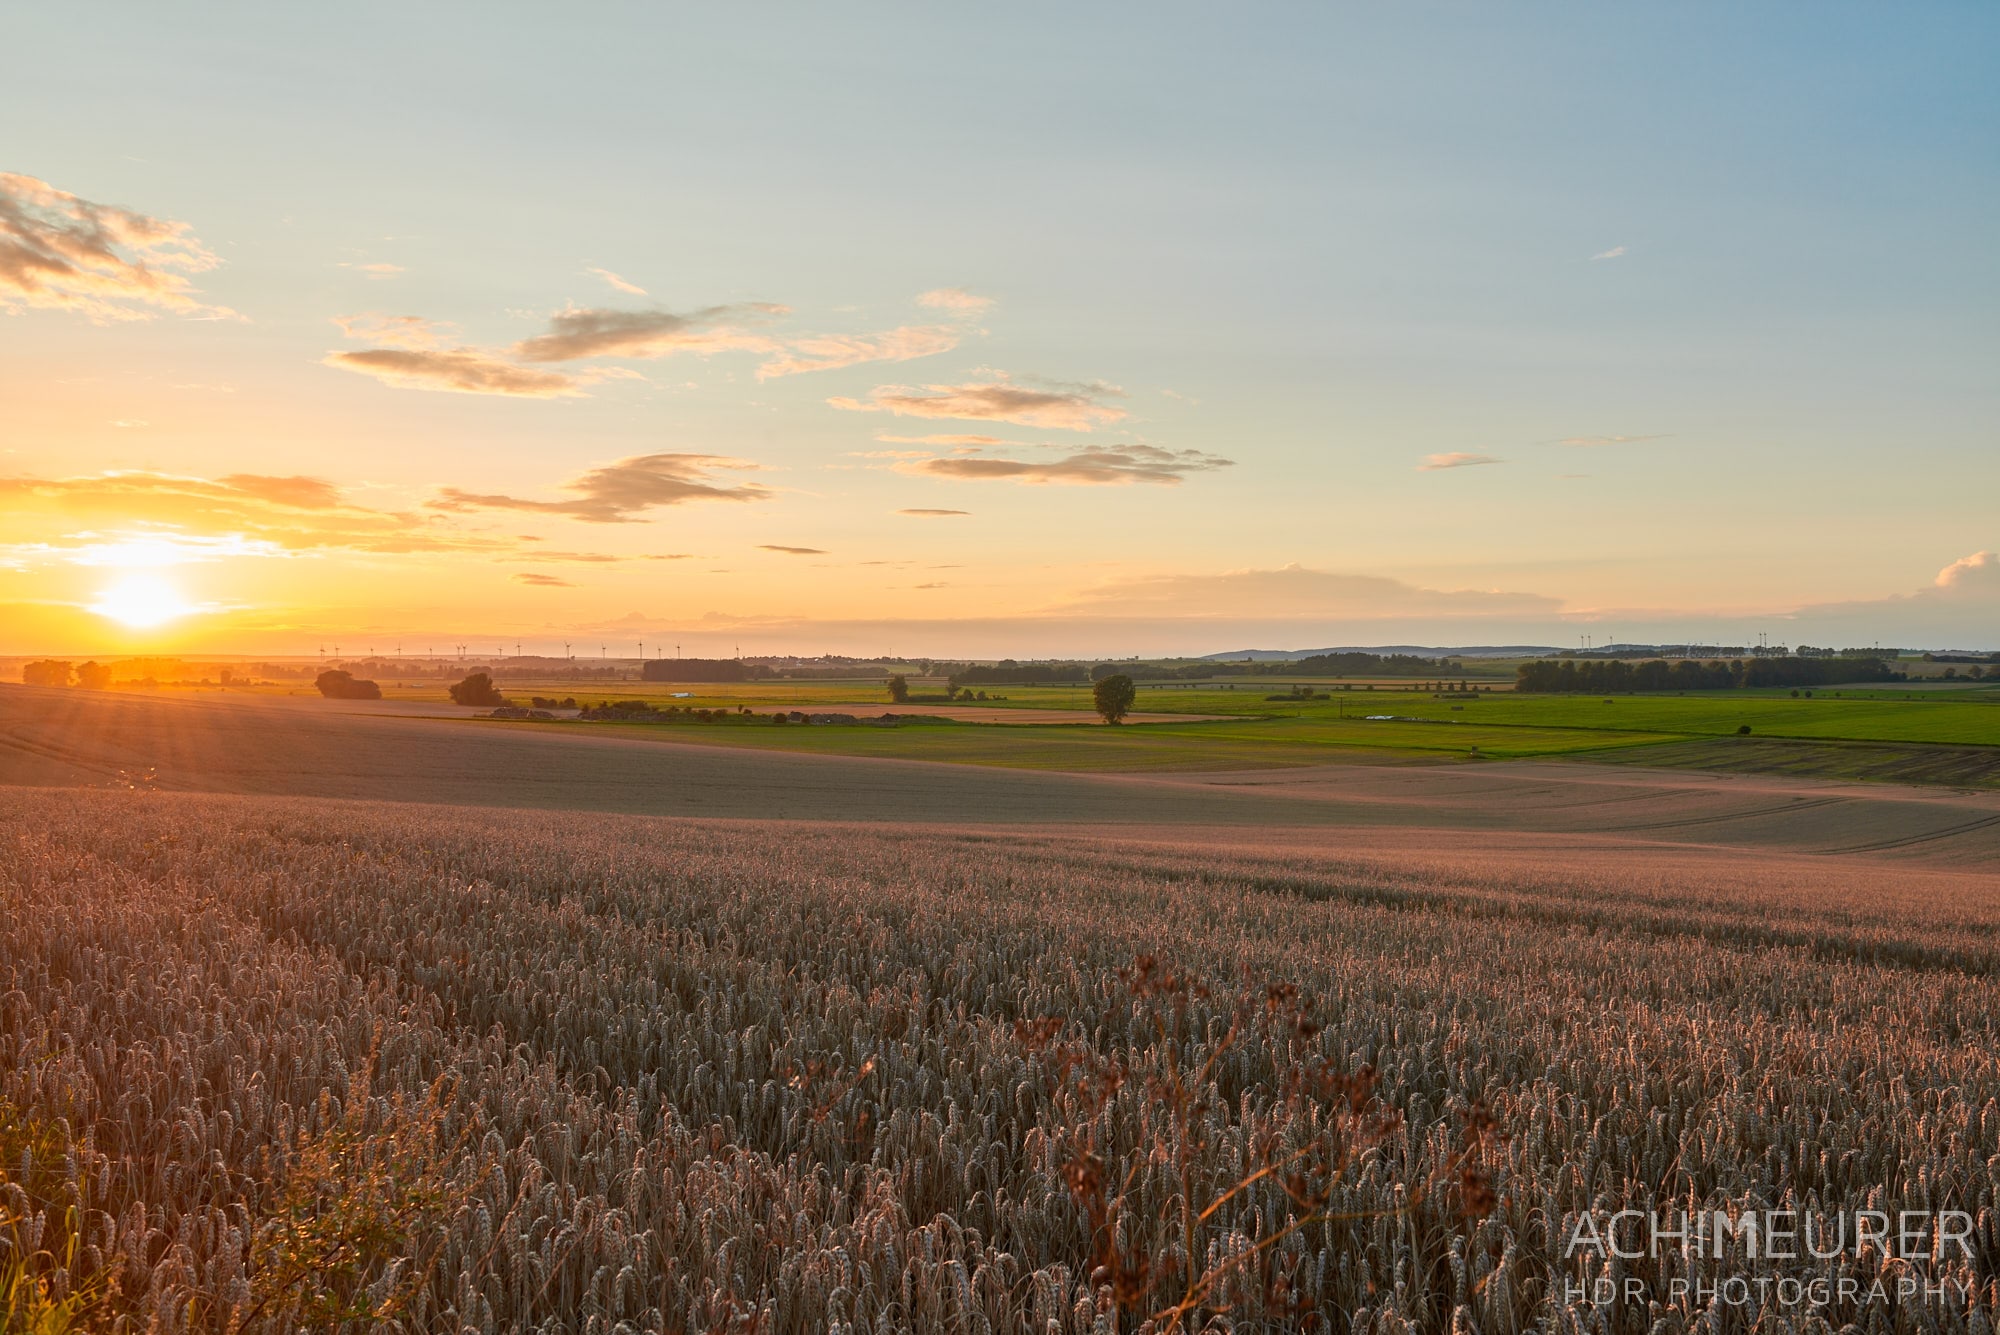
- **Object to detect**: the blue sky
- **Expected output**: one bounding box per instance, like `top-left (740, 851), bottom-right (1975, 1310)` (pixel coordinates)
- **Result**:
top-left (3, 3), bottom-right (1996, 654)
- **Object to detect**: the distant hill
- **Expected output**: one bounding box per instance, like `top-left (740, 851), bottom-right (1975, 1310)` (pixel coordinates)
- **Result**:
top-left (1199, 645), bottom-right (1563, 662)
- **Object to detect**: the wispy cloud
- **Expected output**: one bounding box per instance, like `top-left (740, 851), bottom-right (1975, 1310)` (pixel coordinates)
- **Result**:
top-left (831, 377), bottom-right (1128, 431)
top-left (585, 267), bottom-right (648, 296)
top-left (758, 544), bottom-right (826, 555)
top-left (513, 572), bottom-right (575, 587)
top-left (895, 443), bottom-right (1230, 486)
top-left (757, 324), bottom-right (961, 378)
top-left (0, 530), bottom-right (291, 570)
top-left (513, 303), bottom-right (787, 361)
top-left (1418, 452), bottom-right (1505, 470)
top-left (325, 313), bottom-right (591, 397)
top-left (432, 454), bottom-right (769, 523)
top-left (916, 288), bottom-right (994, 315)
top-left (877, 433), bottom-right (1011, 447)
top-left (0, 172), bottom-right (234, 322)
top-left (339, 261), bottom-right (405, 279)
top-left (898, 508), bottom-right (970, 517)
top-left (502, 550), bottom-right (698, 564)
top-left (1590, 246), bottom-right (1627, 261)
top-left (0, 470), bottom-right (498, 555)
top-left (326, 347), bottom-right (588, 397)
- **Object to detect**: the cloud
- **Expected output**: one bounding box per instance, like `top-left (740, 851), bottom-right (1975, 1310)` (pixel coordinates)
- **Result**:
top-left (325, 313), bottom-right (590, 397)
top-left (758, 544), bottom-right (826, 555)
top-left (0, 530), bottom-right (291, 570)
top-left (917, 288), bottom-right (994, 315)
top-left (1559, 434), bottom-right (1668, 447)
top-left (1418, 452), bottom-right (1505, 471)
top-left (1054, 564), bottom-right (1563, 619)
top-left (326, 347), bottom-right (588, 398)
top-left (217, 474), bottom-right (344, 508)
top-left (339, 262), bottom-right (405, 278)
top-left (757, 324), bottom-right (961, 378)
top-left (432, 454), bottom-right (769, 523)
top-left (894, 444), bottom-right (1231, 486)
top-left (502, 550), bottom-right (697, 564)
top-left (0, 470), bottom-right (501, 556)
top-left (877, 433), bottom-right (1011, 447)
top-left (898, 508), bottom-right (970, 517)
top-left (0, 172), bottom-right (234, 322)
top-left (1934, 550), bottom-right (1999, 591)
top-left (831, 377), bottom-right (1128, 431)
top-left (513, 572), bottom-right (575, 587)
top-left (324, 289), bottom-right (988, 394)
top-left (585, 267), bottom-right (647, 296)
top-left (333, 312), bottom-right (451, 348)
top-left (513, 303), bottom-right (787, 362)
top-left (1591, 246), bottom-right (1627, 261)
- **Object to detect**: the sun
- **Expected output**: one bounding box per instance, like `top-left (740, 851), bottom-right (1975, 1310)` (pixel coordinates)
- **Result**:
top-left (88, 572), bottom-right (199, 629)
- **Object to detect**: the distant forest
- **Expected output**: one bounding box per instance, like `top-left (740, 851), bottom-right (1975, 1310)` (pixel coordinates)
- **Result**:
top-left (1516, 656), bottom-right (1900, 693)
top-left (938, 652), bottom-right (1469, 687)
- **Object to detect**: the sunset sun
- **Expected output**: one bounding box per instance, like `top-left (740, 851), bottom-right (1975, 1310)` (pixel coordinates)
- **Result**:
top-left (88, 572), bottom-right (198, 629)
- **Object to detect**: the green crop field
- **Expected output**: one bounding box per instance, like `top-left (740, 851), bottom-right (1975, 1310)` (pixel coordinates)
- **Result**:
top-left (1371, 689), bottom-right (2000, 746)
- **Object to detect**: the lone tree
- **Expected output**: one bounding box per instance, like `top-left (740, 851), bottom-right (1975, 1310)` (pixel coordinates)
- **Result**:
top-left (316, 669), bottom-right (383, 700)
top-left (449, 672), bottom-right (504, 707)
top-left (886, 673), bottom-right (909, 704)
top-left (1093, 673), bottom-right (1137, 724)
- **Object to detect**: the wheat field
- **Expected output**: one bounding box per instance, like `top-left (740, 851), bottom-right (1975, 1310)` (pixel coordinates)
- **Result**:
top-left (3, 788), bottom-right (1996, 1333)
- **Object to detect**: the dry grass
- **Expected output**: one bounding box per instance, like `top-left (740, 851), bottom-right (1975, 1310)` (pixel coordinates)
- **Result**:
top-left (1, 790), bottom-right (1996, 1332)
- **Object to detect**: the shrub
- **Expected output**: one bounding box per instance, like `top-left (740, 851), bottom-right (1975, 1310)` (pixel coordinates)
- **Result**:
top-left (315, 670), bottom-right (383, 700)
top-left (887, 674), bottom-right (909, 704)
top-left (447, 672), bottom-right (503, 706)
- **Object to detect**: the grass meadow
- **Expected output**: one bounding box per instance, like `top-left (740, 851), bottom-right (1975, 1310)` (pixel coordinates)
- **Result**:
top-left (3, 789), bottom-right (1997, 1332)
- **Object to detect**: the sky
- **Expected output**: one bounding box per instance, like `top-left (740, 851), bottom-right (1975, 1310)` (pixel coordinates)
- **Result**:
top-left (3, 2), bottom-right (1997, 658)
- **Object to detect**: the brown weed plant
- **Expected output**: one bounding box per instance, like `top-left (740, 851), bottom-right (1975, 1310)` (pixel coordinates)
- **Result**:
top-left (1014, 957), bottom-right (1503, 1331)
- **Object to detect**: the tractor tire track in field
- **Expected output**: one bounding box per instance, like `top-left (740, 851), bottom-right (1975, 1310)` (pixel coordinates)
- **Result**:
top-left (1598, 795), bottom-right (1850, 832)
top-left (1829, 810), bottom-right (2000, 854)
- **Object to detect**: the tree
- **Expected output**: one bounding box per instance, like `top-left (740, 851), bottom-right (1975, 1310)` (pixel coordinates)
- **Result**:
top-left (316, 669), bottom-right (383, 700)
top-left (448, 672), bottom-right (504, 706)
top-left (75, 661), bottom-right (113, 690)
top-left (22, 660), bottom-right (73, 687)
top-left (886, 673), bottom-right (909, 704)
top-left (1093, 673), bottom-right (1137, 724)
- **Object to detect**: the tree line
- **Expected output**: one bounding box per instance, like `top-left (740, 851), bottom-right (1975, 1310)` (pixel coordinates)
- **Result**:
top-left (639, 658), bottom-right (771, 683)
top-left (1516, 655), bottom-right (1900, 693)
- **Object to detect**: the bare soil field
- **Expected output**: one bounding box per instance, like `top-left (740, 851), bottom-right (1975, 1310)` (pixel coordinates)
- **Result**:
top-left (1598, 733), bottom-right (2000, 788)
top-left (2, 791), bottom-right (1994, 1332)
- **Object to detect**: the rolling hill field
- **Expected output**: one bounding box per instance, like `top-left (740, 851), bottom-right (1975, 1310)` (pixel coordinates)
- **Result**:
top-left (2, 686), bottom-right (1997, 1331)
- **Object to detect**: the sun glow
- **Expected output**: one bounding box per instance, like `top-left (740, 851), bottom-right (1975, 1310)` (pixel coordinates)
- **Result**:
top-left (88, 572), bottom-right (200, 628)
